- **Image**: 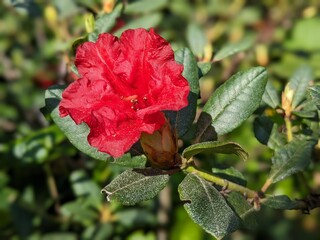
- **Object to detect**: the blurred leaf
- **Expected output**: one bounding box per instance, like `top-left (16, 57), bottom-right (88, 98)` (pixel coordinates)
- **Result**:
top-left (112, 154), bottom-right (147, 168)
top-left (44, 85), bottom-right (110, 161)
top-left (178, 173), bottom-right (241, 239)
top-left (165, 48), bottom-right (199, 137)
top-left (285, 65), bottom-right (313, 109)
top-left (186, 23), bottom-right (207, 58)
top-left (212, 167), bottom-right (247, 186)
top-left (70, 170), bottom-right (101, 198)
top-left (262, 81), bottom-right (280, 109)
top-left (182, 141), bottom-right (248, 161)
top-left (82, 223), bottom-right (113, 240)
top-left (61, 198), bottom-right (99, 226)
top-left (253, 116), bottom-right (274, 145)
top-left (116, 208), bottom-right (156, 227)
top-left (88, 4), bottom-right (123, 42)
top-left (41, 233), bottom-right (77, 240)
top-left (308, 85), bottom-right (320, 109)
top-left (114, 13), bottom-right (162, 37)
top-left (269, 137), bottom-right (316, 183)
top-left (226, 192), bottom-right (258, 230)
top-left (125, 0), bottom-right (167, 14)
top-left (103, 169), bottom-right (169, 205)
top-left (262, 195), bottom-right (300, 210)
top-left (203, 67), bottom-right (268, 135)
top-left (214, 35), bottom-right (255, 61)
top-left (292, 110), bottom-right (316, 118)
top-left (285, 17), bottom-right (320, 51)
top-left (127, 231), bottom-right (156, 240)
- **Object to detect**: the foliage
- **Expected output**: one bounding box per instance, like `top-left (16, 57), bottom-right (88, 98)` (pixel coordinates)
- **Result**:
top-left (1, 0), bottom-right (320, 239)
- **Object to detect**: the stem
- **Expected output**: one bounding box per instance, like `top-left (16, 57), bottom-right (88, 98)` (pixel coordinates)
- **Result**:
top-left (284, 116), bottom-right (293, 142)
top-left (261, 178), bottom-right (273, 193)
top-left (43, 163), bottom-right (61, 214)
top-left (184, 166), bottom-right (257, 199)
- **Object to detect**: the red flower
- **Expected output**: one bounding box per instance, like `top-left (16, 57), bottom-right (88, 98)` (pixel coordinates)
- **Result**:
top-left (59, 28), bottom-right (189, 157)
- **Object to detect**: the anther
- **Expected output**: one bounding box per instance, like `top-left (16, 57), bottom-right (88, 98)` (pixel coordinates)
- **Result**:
top-left (143, 96), bottom-right (147, 101)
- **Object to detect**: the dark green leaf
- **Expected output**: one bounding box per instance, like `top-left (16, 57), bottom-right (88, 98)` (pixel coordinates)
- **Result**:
top-left (203, 67), bottom-right (268, 135)
top-left (102, 169), bottom-right (169, 205)
top-left (253, 116), bottom-right (274, 145)
top-left (112, 154), bottom-right (147, 168)
top-left (292, 110), bottom-right (316, 118)
top-left (226, 192), bottom-right (258, 230)
top-left (214, 35), bottom-right (255, 61)
top-left (285, 65), bottom-right (313, 109)
top-left (44, 85), bottom-right (110, 161)
top-left (269, 138), bottom-right (316, 183)
top-left (165, 48), bottom-right (199, 137)
top-left (88, 4), bottom-right (123, 42)
top-left (178, 173), bottom-right (241, 239)
top-left (70, 170), bottom-right (101, 198)
top-left (124, 0), bottom-right (167, 14)
top-left (41, 233), bottom-right (77, 240)
top-left (212, 167), bottom-right (247, 186)
top-left (262, 80), bottom-right (280, 108)
top-left (186, 23), bottom-right (207, 58)
top-left (182, 141), bottom-right (248, 161)
top-left (262, 195), bottom-right (300, 210)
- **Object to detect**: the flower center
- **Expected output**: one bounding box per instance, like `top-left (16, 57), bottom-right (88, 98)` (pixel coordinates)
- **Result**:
top-left (121, 95), bottom-right (149, 111)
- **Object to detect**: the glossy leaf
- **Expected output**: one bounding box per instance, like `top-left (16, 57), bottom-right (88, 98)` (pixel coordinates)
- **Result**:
top-left (214, 35), bottom-right (255, 61)
top-left (203, 67), bottom-right (268, 135)
top-left (269, 138), bottom-right (316, 183)
top-left (262, 81), bottom-right (280, 109)
top-left (178, 173), bottom-right (241, 239)
top-left (166, 48), bottom-right (199, 137)
top-left (262, 195), bottom-right (300, 210)
top-left (182, 141), bottom-right (248, 161)
top-left (285, 65), bottom-right (313, 109)
top-left (102, 169), bottom-right (169, 206)
top-left (44, 85), bottom-right (110, 161)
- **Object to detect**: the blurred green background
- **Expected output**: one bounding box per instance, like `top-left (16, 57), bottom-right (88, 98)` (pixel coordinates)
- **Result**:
top-left (1, 0), bottom-right (320, 239)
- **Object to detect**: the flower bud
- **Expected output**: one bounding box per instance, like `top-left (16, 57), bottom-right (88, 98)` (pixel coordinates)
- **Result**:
top-left (140, 121), bottom-right (181, 169)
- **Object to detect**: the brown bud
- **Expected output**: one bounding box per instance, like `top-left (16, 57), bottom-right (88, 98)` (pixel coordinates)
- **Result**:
top-left (140, 121), bottom-right (181, 169)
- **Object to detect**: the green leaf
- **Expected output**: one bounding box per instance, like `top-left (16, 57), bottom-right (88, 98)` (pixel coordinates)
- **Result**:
top-left (203, 67), bottom-right (268, 136)
top-left (226, 192), bottom-right (258, 230)
top-left (267, 124), bottom-right (287, 150)
top-left (269, 138), bottom-right (316, 183)
top-left (262, 195), bottom-right (300, 210)
top-left (214, 35), bottom-right (255, 61)
top-left (70, 170), bottom-right (101, 198)
top-left (182, 141), bottom-right (248, 161)
top-left (112, 154), bottom-right (147, 168)
top-left (186, 23), bottom-right (207, 58)
top-left (212, 167), bottom-right (247, 186)
top-left (41, 233), bottom-right (77, 240)
top-left (165, 48), bottom-right (199, 137)
top-left (197, 62), bottom-right (212, 78)
top-left (262, 80), bottom-right (280, 108)
top-left (285, 65), bottom-right (313, 109)
top-left (102, 169), bottom-right (169, 205)
top-left (308, 85), bottom-right (320, 109)
top-left (44, 85), bottom-right (110, 161)
top-left (178, 173), bottom-right (241, 239)
top-left (253, 116), bottom-right (274, 145)
top-left (88, 4), bottom-right (123, 42)
top-left (124, 0), bottom-right (167, 14)
top-left (114, 13), bottom-right (162, 37)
